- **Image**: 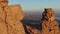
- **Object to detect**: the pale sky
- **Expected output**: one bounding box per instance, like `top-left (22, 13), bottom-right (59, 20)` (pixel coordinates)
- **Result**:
top-left (8, 0), bottom-right (60, 10)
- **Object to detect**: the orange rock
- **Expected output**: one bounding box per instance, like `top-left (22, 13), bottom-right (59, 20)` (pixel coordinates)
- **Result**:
top-left (42, 20), bottom-right (59, 34)
top-left (0, 0), bottom-right (8, 2)
top-left (42, 8), bottom-right (55, 21)
top-left (0, 6), bottom-right (7, 34)
top-left (0, 1), bottom-right (8, 7)
top-left (0, 0), bottom-right (25, 34)
top-left (4, 5), bottom-right (25, 34)
top-left (5, 5), bottom-right (24, 20)
top-left (42, 8), bottom-right (59, 34)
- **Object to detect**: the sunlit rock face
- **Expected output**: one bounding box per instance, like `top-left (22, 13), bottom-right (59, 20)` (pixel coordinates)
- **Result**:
top-left (5, 5), bottom-right (25, 34)
top-left (41, 8), bottom-right (55, 21)
top-left (0, 0), bottom-right (25, 34)
top-left (42, 8), bottom-right (59, 34)
top-left (0, 0), bottom-right (8, 34)
top-left (0, 6), bottom-right (7, 34)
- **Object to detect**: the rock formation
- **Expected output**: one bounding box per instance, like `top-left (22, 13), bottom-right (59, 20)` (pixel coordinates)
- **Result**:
top-left (24, 25), bottom-right (41, 34)
top-left (0, 0), bottom-right (25, 34)
top-left (0, 0), bottom-right (8, 34)
top-left (42, 8), bottom-right (59, 34)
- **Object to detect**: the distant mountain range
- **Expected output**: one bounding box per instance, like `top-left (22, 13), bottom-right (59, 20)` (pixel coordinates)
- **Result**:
top-left (24, 11), bottom-right (60, 20)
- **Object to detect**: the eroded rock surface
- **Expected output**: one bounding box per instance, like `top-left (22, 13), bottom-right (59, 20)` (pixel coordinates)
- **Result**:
top-left (0, 0), bottom-right (8, 34)
top-left (42, 8), bottom-right (59, 34)
top-left (5, 5), bottom-right (25, 34)
top-left (0, 0), bottom-right (25, 34)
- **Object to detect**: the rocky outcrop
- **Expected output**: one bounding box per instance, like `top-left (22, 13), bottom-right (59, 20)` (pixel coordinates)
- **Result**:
top-left (0, 0), bottom-right (60, 34)
top-left (42, 8), bottom-right (59, 34)
top-left (23, 8), bottom-right (60, 34)
top-left (5, 5), bottom-right (25, 34)
top-left (0, 1), bottom-right (8, 34)
top-left (41, 8), bottom-right (55, 21)
top-left (24, 25), bottom-right (41, 34)
top-left (0, 0), bottom-right (25, 34)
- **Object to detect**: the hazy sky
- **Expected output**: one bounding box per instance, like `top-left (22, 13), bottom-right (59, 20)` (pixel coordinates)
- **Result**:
top-left (8, 0), bottom-right (60, 10)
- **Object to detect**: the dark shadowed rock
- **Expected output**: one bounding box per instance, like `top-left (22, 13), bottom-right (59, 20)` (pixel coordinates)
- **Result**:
top-left (24, 24), bottom-right (41, 34)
